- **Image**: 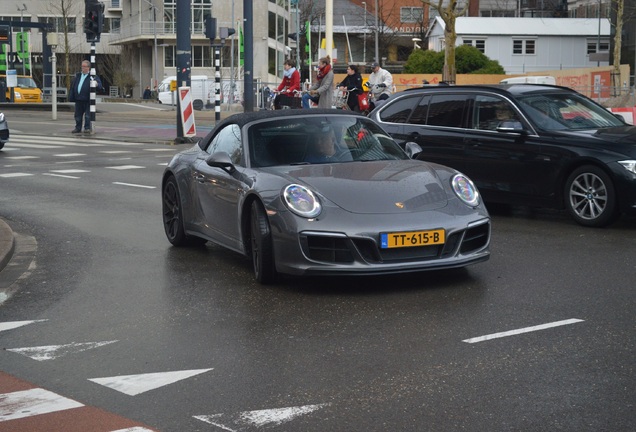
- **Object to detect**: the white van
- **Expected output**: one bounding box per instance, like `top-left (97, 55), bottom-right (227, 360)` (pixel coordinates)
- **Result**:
top-left (500, 76), bottom-right (556, 85)
top-left (157, 75), bottom-right (213, 108)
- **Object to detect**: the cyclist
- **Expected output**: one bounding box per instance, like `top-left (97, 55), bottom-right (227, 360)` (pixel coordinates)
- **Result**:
top-left (273, 59), bottom-right (301, 109)
top-left (337, 64), bottom-right (363, 112)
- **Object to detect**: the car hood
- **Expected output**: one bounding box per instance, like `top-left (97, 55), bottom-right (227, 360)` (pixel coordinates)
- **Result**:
top-left (553, 126), bottom-right (636, 148)
top-left (274, 160), bottom-right (450, 214)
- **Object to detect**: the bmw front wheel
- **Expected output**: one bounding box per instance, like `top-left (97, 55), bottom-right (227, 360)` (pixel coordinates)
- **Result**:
top-left (565, 165), bottom-right (618, 227)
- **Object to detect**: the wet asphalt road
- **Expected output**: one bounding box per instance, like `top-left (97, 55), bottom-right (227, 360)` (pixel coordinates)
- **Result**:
top-left (0, 110), bottom-right (635, 431)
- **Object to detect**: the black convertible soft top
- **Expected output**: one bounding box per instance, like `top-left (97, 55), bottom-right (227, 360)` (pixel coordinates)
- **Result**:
top-left (211, 108), bottom-right (367, 132)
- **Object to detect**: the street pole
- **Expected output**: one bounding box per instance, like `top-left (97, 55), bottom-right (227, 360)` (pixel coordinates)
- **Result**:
top-left (597, 0), bottom-right (601, 67)
top-left (374, 0), bottom-right (379, 64)
top-left (362, 2), bottom-right (366, 64)
top-left (18, 3), bottom-right (27, 75)
top-left (142, 0), bottom-right (158, 92)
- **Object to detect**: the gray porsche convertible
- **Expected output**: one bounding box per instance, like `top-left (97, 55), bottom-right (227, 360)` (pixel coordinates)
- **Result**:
top-left (162, 110), bottom-right (490, 284)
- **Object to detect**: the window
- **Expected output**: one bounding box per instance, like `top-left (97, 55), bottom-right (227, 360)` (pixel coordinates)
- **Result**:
top-left (473, 96), bottom-right (520, 131)
top-left (206, 124), bottom-right (243, 165)
top-left (163, 0), bottom-right (211, 34)
top-left (463, 39), bottom-right (486, 53)
top-left (192, 46), bottom-right (211, 67)
top-left (38, 17), bottom-right (76, 33)
top-left (587, 39), bottom-right (609, 54)
top-left (109, 18), bottom-right (121, 34)
top-left (513, 39), bottom-right (535, 55)
top-left (378, 95), bottom-right (422, 124)
top-left (164, 45), bottom-right (211, 68)
top-left (400, 7), bottom-right (424, 23)
top-left (426, 94), bottom-right (467, 127)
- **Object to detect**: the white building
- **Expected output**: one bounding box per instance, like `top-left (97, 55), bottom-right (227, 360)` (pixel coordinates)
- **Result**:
top-left (426, 17), bottom-right (611, 74)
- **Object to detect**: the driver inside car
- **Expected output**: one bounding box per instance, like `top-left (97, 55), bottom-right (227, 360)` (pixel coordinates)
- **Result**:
top-left (305, 127), bottom-right (352, 163)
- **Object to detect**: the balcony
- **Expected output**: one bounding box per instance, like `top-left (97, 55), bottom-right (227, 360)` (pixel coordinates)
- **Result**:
top-left (108, 20), bottom-right (207, 44)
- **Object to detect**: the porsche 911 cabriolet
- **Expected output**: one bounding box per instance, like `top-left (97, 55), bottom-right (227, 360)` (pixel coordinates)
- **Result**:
top-left (162, 109), bottom-right (490, 284)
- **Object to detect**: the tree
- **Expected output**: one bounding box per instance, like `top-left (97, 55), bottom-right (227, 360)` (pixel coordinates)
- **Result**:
top-left (420, 0), bottom-right (470, 83)
top-left (101, 46), bottom-right (137, 97)
top-left (47, 0), bottom-right (80, 92)
top-left (405, 44), bottom-right (504, 74)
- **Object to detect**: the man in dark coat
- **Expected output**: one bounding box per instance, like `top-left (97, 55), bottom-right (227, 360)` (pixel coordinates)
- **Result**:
top-left (68, 60), bottom-right (102, 134)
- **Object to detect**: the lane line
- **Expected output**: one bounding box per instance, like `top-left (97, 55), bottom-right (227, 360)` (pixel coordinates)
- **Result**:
top-left (112, 182), bottom-right (156, 189)
top-left (462, 318), bottom-right (584, 343)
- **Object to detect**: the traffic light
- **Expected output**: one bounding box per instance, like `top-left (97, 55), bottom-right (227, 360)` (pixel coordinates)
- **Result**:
top-left (219, 27), bottom-right (235, 40)
top-left (204, 17), bottom-right (216, 40)
top-left (0, 25), bottom-right (9, 43)
top-left (84, 0), bottom-right (104, 43)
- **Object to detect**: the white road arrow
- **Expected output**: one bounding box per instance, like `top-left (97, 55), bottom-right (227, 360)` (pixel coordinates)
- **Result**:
top-left (0, 320), bottom-right (48, 333)
top-left (7, 340), bottom-right (118, 361)
top-left (194, 403), bottom-right (330, 431)
top-left (88, 368), bottom-right (213, 396)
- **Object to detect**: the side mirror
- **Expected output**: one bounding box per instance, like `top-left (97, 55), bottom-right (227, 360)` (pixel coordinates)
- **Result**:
top-left (404, 142), bottom-right (422, 159)
top-left (206, 152), bottom-right (236, 173)
top-left (496, 120), bottom-right (526, 134)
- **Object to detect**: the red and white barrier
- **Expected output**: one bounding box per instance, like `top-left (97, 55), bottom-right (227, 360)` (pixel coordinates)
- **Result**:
top-left (608, 107), bottom-right (636, 125)
top-left (178, 87), bottom-right (197, 137)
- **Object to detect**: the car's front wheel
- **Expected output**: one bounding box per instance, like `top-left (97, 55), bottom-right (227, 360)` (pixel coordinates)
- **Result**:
top-left (565, 165), bottom-right (618, 227)
top-left (162, 176), bottom-right (206, 246)
top-left (250, 200), bottom-right (276, 284)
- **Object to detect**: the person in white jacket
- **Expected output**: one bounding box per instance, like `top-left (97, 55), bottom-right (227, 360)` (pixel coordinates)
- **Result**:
top-left (365, 62), bottom-right (393, 110)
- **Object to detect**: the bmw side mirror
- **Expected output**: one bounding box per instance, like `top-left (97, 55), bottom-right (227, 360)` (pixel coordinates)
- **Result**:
top-left (496, 120), bottom-right (525, 134)
top-left (404, 142), bottom-right (422, 159)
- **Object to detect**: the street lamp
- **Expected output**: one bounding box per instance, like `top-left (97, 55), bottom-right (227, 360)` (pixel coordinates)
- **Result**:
top-left (142, 0), bottom-right (159, 91)
top-left (362, 2), bottom-right (366, 64)
top-left (412, 37), bottom-right (421, 50)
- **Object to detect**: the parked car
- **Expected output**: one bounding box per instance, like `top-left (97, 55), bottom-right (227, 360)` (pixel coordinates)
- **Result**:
top-left (161, 109), bottom-right (490, 283)
top-left (0, 112), bottom-right (9, 150)
top-left (369, 84), bottom-right (636, 227)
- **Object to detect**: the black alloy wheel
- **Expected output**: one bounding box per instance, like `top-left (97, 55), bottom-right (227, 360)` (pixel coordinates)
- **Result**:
top-left (250, 200), bottom-right (276, 284)
top-left (162, 176), bottom-right (206, 246)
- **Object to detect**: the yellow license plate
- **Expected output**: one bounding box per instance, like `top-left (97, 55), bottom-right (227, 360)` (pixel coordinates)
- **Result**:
top-left (380, 229), bottom-right (445, 249)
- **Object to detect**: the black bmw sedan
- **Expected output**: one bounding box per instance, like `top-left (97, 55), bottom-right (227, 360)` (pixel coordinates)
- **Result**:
top-left (369, 84), bottom-right (636, 227)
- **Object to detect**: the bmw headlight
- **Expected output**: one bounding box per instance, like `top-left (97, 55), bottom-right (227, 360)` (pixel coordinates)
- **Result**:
top-left (618, 160), bottom-right (636, 174)
top-left (451, 174), bottom-right (480, 207)
top-left (283, 184), bottom-right (322, 218)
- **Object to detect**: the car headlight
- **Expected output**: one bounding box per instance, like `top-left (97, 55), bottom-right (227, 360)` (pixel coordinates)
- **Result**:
top-left (0, 113), bottom-right (4, 122)
top-left (451, 174), bottom-right (480, 207)
top-left (283, 184), bottom-right (322, 218)
top-left (618, 160), bottom-right (636, 174)
top-left (14, 92), bottom-right (22, 99)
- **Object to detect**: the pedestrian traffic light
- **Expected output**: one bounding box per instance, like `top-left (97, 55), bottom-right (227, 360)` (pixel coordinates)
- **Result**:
top-left (204, 17), bottom-right (216, 40)
top-left (84, 0), bottom-right (104, 43)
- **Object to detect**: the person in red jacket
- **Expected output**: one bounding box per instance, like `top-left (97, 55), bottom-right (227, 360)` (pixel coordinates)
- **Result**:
top-left (273, 59), bottom-right (301, 109)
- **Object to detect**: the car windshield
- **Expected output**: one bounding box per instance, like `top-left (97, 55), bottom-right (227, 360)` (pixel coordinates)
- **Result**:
top-left (17, 77), bottom-right (38, 88)
top-left (516, 92), bottom-right (625, 131)
top-left (248, 116), bottom-right (409, 167)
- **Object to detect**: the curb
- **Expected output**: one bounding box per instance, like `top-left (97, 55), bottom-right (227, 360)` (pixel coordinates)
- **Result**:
top-left (0, 218), bottom-right (15, 273)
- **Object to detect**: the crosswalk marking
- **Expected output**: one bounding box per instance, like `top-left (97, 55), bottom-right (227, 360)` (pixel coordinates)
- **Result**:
top-left (0, 388), bottom-right (84, 421)
top-left (0, 173), bottom-right (33, 178)
top-left (9, 134), bottom-right (149, 147)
